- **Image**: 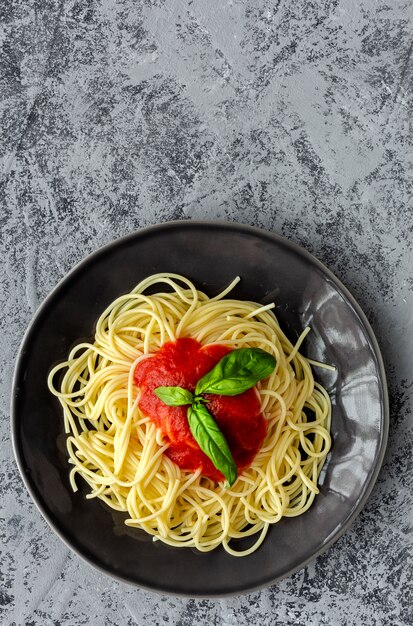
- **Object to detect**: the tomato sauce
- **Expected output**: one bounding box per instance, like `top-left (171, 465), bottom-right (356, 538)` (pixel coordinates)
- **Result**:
top-left (134, 338), bottom-right (266, 482)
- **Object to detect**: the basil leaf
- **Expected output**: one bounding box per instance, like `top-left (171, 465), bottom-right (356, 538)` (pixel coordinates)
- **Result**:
top-left (195, 348), bottom-right (276, 396)
top-left (154, 386), bottom-right (194, 406)
top-left (187, 401), bottom-right (238, 486)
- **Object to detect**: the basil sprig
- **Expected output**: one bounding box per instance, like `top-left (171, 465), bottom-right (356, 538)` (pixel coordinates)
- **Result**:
top-left (154, 348), bottom-right (276, 486)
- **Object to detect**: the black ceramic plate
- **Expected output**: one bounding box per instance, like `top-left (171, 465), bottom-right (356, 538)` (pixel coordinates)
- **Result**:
top-left (12, 221), bottom-right (388, 597)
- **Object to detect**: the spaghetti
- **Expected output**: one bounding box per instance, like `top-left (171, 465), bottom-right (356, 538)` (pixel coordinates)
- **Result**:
top-left (48, 273), bottom-right (332, 556)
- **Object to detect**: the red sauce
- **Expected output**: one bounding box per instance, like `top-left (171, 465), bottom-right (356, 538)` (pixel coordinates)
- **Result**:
top-left (134, 338), bottom-right (266, 482)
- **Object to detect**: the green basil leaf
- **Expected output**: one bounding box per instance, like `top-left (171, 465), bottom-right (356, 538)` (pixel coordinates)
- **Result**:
top-left (187, 401), bottom-right (238, 486)
top-left (195, 348), bottom-right (276, 396)
top-left (154, 386), bottom-right (194, 406)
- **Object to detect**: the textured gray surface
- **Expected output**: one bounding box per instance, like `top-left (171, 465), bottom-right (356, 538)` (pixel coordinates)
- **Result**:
top-left (1, 0), bottom-right (413, 624)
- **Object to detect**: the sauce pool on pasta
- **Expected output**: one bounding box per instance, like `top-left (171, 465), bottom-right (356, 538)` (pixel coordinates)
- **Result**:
top-left (48, 273), bottom-right (332, 557)
top-left (134, 337), bottom-right (266, 482)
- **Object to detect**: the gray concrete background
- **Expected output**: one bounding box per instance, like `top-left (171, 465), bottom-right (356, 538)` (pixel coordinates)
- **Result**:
top-left (1, 0), bottom-right (413, 624)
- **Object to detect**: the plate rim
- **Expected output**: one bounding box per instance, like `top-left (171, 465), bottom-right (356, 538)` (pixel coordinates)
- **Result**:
top-left (11, 219), bottom-right (389, 597)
